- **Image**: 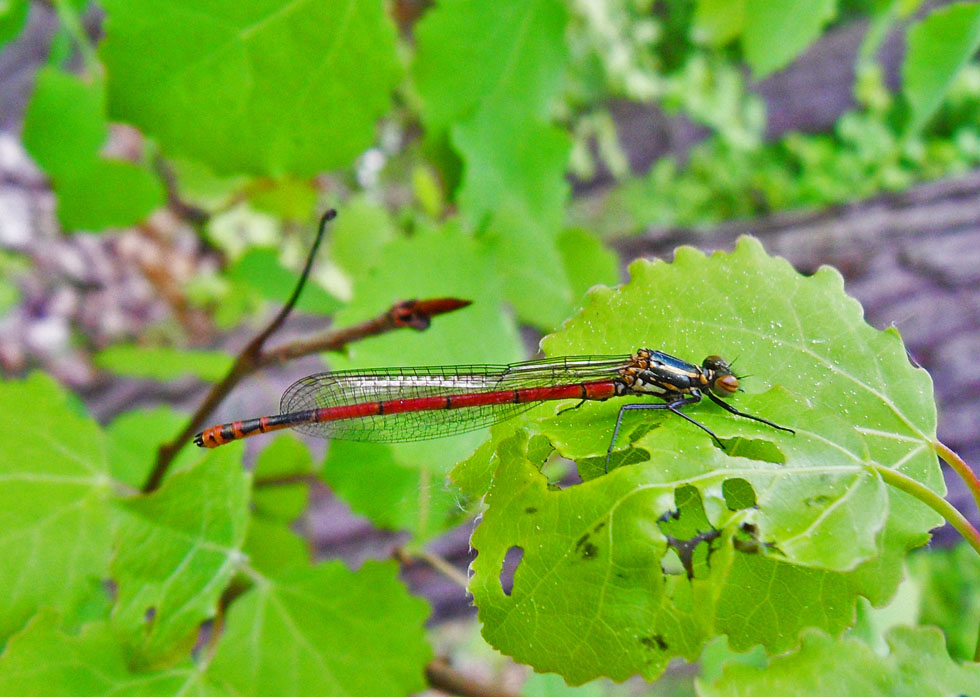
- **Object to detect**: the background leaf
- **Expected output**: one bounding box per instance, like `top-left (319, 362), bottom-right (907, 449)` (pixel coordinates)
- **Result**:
top-left (99, 0), bottom-right (401, 176)
top-left (699, 626), bottom-right (980, 696)
top-left (111, 448), bottom-right (250, 664)
top-left (0, 374), bottom-right (113, 643)
top-left (902, 1), bottom-right (980, 132)
top-left (21, 68), bottom-right (163, 230)
top-left (94, 345), bottom-right (233, 382)
top-left (0, 612), bottom-right (218, 697)
top-left (206, 561), bottom-right (432, 697)
top-left (742, 0), bottom-right (837, 78)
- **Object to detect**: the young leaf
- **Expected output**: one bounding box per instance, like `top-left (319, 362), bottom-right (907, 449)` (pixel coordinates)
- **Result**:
top-left (0, 374), bottom-right (113, 643)
top-left (467, 238), bottom-right (941, 682)
top-left (99, 0), bottom-right (401, 176)
top-left (903, 1), bottom-right (980, 132)
top-left (206, 561), bottom-right (432, 697)
top-left (0, 612), bottom-right (215, 697)
top-left (111, 448), bottom-right (250, 665)
top-left (699, 627), bottom-right (980, 696)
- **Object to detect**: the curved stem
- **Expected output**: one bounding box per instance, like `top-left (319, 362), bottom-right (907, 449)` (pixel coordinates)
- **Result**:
top-left (870, 463), bottom-right (980, 558)
top-left (934, 440), bottom-right (980, 520)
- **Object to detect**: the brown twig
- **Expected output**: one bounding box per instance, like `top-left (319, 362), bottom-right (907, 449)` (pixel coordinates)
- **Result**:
top-left (144, 209), bottom-right (471, 492)
top-left (426, 659), bottom-right (523, 697)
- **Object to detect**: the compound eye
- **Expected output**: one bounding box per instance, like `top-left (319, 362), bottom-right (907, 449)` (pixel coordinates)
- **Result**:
top-left (702, 355), bottom-right (730, 372)
top-left (714, 374), bottom-right (739, 395)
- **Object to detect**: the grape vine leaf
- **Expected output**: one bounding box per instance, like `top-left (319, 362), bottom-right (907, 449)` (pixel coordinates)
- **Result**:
top-left (111, 447), bottom-right (250, 665)
top-left (0, 611), bottom-right (219, 697)
top-left (699, 627), bottom-right (980, 696)
top-left (99, 0), bottom-right (401, 176)
top-left (742, 0), bottom-right (837, 78)
top-left (466, 239), bottom-right (941, 683)
top-left (0, 373), bottom-right (113, 643)
top-left (206, 561), bottom-right (432, 697)
top-left (22, 68), bottom-right (163, 230)
top-left (903, 1), bottom-right (980, 132)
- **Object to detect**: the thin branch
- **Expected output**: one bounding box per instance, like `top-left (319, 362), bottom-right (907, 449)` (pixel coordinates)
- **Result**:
top-left (396, 547), bottom-right (470, 590)
top-left (934, 440), bottom-right (980, 522)
top-left (425, 659), bottom-right (522, 697)
top-left (870, 463), bottom-right (980, 557)
top-left (145, 212), bottom-right (472, 491)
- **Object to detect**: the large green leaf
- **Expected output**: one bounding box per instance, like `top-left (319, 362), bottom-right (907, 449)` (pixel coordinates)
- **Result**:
top-left (699, 627), bottom-right (980, 696)
top-left (0, 374), bottom-right (113, 643)
top-left (0, 612), bottom-right (219, 697)
top-left (467, 238), bottom-right (941, 683)
top-left (111, 448), bottom-right (250, 665)
top-left (100, 0), bottom-right (401, 176)
top-left (206, 561), bottom-right (432, 697)
top-left (903, 1), bottom-right (980, 132)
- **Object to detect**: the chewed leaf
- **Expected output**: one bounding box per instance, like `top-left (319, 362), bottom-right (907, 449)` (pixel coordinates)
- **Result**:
top-left (469, 238), bottom-right (942, 683)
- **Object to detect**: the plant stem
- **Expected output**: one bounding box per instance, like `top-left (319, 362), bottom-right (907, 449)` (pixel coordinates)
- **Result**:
top-left (934, 440), bottom-right (980, 521)
top-left (52, 0), bottom-right (99, 75)
top-left (870, 463), bottom-right (980, 558)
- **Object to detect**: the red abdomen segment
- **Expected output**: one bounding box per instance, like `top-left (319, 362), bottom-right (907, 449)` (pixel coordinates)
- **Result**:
top-left (194, 380), bottom-right (618, 448)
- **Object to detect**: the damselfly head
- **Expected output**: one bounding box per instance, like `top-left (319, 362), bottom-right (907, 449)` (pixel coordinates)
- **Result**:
top-left (702, 355), bottom-right (740, 396)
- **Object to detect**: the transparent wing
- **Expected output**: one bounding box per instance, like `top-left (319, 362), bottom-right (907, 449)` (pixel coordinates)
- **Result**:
top-left (279, 354), bottom-right (631, 442)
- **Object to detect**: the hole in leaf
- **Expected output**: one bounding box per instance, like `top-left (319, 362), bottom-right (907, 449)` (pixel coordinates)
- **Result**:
top-left (722, 478), bottom-right (757, 510)
top-left (658, 486), bottom-right (720, 579)
top-left (499, 546), bottom-right (523, 596)
top-left (716, 437), bottom-right (786, 464)
top-left (144, 606), bottom-right (156, 625)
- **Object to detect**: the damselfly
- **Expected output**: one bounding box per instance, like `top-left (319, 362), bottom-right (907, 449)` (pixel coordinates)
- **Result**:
top-left (194, 349), bottom-right (794, 468)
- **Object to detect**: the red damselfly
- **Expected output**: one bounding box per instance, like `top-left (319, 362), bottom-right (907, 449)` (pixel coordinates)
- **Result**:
top-left (194, 349), bottom-right (794, 469)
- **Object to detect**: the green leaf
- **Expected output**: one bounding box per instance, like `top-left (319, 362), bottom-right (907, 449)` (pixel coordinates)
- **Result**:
top-left (326, 194), bottom-right (397, 282)
top-left (556, 227), bottom-right (619, 304)
top-left (106, 407), bottom-right (194, 489)
top-left (413, 0), bottom-right (569, 135)
top-left (699, 627), bottom-right (980, 696)
top-left (908, 543), bottom-right (980, 661)
top-left (111, 448), bottom-right (250, 664)
top-left (0, 612), bottom-right (219, 697)
top-left (467, 239), bottom-right (941, 683)
top-left (55, 159), bottom-right (166, 231)
top-left (0, 0), bottom-right (29, 48)
top-left (95, 344), bottom-right (233, 382)
top-left (742, 0), bottom-right (837, 78)
top-left (454, 112), bottom-right (574, 329)
top-left (692, 0), bottom-right (745, 46)
top-left (246, 437), bottom-right (313, 575)
top-left (0, 374), bottom-right (113, 642)
top-left (207, 561), bottom-right (432, 697)
top-left (324, 218), bottom-right (523, 536)
top-left (903, 1), bottom-right (980, 132)
top-left (100, 0), bottom-right (401, 176)
top-left (321, 441), bottom-right (464, 539)
top-left (22, 68), bottom-right (163, 231)
top-left (228, 247), bottom-right (340, 316)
